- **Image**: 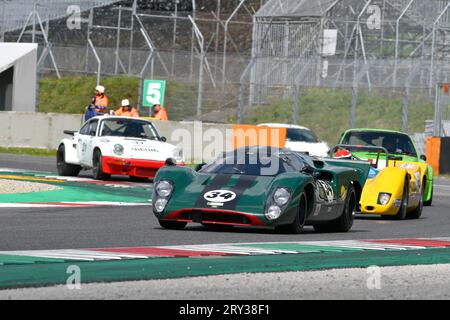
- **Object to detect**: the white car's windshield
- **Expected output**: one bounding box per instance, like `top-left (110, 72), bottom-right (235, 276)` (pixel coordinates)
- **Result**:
top-left (100, 119), bottom-right (160, 140)
top-left (286, 128), bottom-right (318, 143)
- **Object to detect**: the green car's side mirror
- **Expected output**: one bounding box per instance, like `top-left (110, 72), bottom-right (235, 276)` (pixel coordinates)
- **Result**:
top-left (301, 165), bottom-right (315, 175)
top-left (420, 155), bottom-right (427, 161)
top-left (165, 158), bottom-right (177, 166)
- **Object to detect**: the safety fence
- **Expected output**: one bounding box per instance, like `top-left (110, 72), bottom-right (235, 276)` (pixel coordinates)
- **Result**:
top-left (1, 0), bottom-right (448, 138)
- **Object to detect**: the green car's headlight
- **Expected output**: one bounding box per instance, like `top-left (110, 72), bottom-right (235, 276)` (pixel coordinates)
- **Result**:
top-left (156, 180), bottom-right (174, 198)
top-left (266, 205), bottom-right (282, 220)
top-left (266, 188), bottom-right (291, 221)
top-left (274, 188), bottom-right (291, 207)
top-left (153, 180), bottom-right (174, 214)
top-left (377, 193), bottom-right (392, 206)
top-left (154, 198), bottom-right (168, 213)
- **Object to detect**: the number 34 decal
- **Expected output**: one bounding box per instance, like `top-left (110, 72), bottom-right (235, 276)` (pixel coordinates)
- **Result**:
top-left (204, 190), bottom-right (237, 203)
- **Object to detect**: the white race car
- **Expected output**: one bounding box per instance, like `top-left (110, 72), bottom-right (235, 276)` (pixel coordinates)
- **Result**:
top-left (258, 123), bottom-right (329, 157)
top-left (57, 116), bottom-right (184, 180)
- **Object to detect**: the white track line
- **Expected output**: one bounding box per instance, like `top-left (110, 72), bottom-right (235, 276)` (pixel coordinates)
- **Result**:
top-left (164, 245), bottom-right (300, 255)
top-left (0, 250), bottom-right (151, 261)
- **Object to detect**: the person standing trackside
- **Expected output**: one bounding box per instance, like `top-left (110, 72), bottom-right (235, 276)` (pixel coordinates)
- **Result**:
top-left (114, 99), bottom-right (140, 117)
top-left (93, 85), bottom-right (109, 113)
top-left (153, 104), bottom-right (169, 121)
top-left (85, 85), bottom-right (110, 121)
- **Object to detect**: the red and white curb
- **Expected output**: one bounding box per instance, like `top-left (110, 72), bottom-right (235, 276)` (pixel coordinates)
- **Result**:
top-left (1, 238), bottom-right (450, 262)
top-left (0, 201), bottom-right (152, 208)
top-left (162, 238), bottom-right (450, 255)
top-left (0, 169), bottom-right (151, 188)
top-left (35, 175), bottom-right (150, 188)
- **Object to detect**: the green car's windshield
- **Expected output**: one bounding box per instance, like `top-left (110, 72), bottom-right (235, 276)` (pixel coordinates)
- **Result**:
top-left (200, 147), bottom-right (302, 176)
top-left (342, 131), bottom-right (417, 157)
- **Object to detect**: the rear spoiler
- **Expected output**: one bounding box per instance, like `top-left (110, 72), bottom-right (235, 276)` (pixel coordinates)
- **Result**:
top-left (63, 130), bottom-right (77, 136)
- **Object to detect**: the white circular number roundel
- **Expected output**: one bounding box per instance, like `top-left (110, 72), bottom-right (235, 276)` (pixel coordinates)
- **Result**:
top-left (204, 190), bottom-right (237, 203)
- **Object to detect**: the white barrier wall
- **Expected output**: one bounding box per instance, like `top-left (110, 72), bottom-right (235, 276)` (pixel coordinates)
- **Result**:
top-left (153, 121), bottom-right (233, 163)
top-left (0, 112), bottom-right (232, 163)
top-left (0, 112), bottom-right (83, 149)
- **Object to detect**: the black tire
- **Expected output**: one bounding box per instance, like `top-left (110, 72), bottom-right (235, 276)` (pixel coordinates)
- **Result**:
top-left (56, 145), bottom-right (81, 177)
top-left (424, 184), bottom-right (433, 207)
top-left (313, 185), bottom-right (356, 233)
top-left (394, 180), bottom-right (408, 220)
top-left (285, 192), bottom-right (308, 234)
top-left (92, 149), bottom-right (111, 180)
top-left (201, 223), bottom-right (234, 231)
top-left (129, 176), bottom-right (149, 183)
top-left (159, 220), bottom-right (187, 230)
top-left (408, 187), bottom-right (424, 219)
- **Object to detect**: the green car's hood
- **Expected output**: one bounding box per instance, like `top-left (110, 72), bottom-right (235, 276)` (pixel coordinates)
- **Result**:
top-left (155, 167), bottom-right (312, 215)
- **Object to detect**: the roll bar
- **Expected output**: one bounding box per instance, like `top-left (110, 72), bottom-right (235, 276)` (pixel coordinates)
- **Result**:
top-left (331, 144), bottom-right (395, 169)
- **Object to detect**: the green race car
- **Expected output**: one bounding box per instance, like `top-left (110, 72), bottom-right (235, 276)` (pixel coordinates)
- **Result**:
top-left (339, 129), bottom-right (434, 206)
top-left (152, 147), bottom-right (371, 234)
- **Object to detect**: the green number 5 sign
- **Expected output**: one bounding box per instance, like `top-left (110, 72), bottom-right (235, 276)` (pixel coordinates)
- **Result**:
top-left (143, 80), bottom-right (166, 107)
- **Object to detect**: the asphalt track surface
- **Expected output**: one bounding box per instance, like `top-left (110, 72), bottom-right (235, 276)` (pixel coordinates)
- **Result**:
top-left (0, 154), bottom-right (449, 252)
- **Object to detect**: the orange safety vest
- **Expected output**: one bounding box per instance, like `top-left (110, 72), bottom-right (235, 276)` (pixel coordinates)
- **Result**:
top-left (154, 107), bottom-right (169, 121)
top-left (94, 95), bottom-right (109, 113)
top-left (115, 107), bottom-right (140, 118)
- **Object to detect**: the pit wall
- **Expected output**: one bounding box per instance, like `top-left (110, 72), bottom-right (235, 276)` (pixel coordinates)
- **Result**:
top-left (0, 111), bottom-right (430, 164)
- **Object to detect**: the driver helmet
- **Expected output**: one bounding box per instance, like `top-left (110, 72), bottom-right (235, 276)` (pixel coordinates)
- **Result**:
top-left (334, 149), bottom-right (352, 159)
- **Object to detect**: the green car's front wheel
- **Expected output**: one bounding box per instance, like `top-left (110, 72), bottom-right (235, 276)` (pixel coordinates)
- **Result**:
top-left (313, 185), bottom-right (356, 233)
top-left (285, 192), bottom-right (308, 234)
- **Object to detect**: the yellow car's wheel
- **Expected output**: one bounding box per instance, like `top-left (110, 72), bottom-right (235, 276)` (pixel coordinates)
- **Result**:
top-left (394, 181), bottom-right (408, 220)
top-left (408, 188), bottom-right (424, 219)
top-left (424, 185), bottom-right (433, 207)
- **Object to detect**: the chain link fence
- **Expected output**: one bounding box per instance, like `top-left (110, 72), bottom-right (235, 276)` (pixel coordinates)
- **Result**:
top-left (1, 0), bottom-right (264, 122)
top-left (2, 0), bottom-right (450, 147)
top-left (237, 80), bottom-right (434, 144)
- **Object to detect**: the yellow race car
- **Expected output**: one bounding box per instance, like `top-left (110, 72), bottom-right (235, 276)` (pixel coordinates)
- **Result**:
top-left (333, 145), bottom-right (426, 220)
